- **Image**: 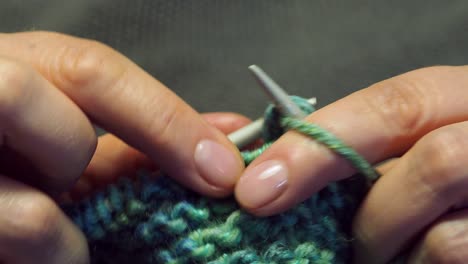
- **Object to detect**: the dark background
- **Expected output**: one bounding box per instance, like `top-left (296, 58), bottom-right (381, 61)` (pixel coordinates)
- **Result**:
top-left (1, 0), bottom-right (467, 119)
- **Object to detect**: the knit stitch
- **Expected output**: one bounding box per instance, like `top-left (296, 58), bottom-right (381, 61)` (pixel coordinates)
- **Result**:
top-left (64, 97), bottom-right (375, 264)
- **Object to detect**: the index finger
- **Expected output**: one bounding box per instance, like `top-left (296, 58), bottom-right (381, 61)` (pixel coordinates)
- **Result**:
top-left (235, 65), bottom-right (468, 215)
top-left (0, 31), bottom-right (244, 197)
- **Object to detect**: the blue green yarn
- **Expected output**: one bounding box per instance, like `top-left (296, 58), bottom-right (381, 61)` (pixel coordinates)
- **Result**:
top-left (262, 95), bottom-right (316, 142)
top-left (240, 142), bottom-right (272, 165)
top-left (280, 117), bottom-right (379, 180)
top-left (259, 95), bottom-right (379, 180)
top-left (63, 96), bottom-right (377, 263)
top-left (65, 173), bottom-right (368, 264)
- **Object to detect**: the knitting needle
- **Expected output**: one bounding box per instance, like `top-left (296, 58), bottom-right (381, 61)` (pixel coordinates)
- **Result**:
top-left (227, 118), bottom-right (264, 149)
top-left (228, 65), bottom-right (316, 148)
top-left (227, 97), bottom-right (316, 149)
top-left (248, 65), bottom-right (307, 119)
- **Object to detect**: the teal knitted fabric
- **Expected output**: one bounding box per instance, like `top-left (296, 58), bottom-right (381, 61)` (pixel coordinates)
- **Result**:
top-left (64, 97), bottom-right (374, 264)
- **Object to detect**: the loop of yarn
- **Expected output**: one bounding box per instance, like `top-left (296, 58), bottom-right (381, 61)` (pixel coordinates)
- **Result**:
top-left (261, 95), bottom-right (316, 142)
top-left (64, 96), bottom-right (377, 264)
top-left (246, 96), bottom-right (379, 180)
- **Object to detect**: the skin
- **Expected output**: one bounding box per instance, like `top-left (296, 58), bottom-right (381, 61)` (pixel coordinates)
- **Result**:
top-left (0, 31), bottom-right (248, 264)
top-left (235, 65), bottom-right (468, 263)
top-left (1, 31), bottom-right (468, 263)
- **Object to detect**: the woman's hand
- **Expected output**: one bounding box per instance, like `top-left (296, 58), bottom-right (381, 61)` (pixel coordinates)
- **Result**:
top-left (0, 31), bottom-right (246, 264)
top-left (235, 66), bottom-right (468, 263)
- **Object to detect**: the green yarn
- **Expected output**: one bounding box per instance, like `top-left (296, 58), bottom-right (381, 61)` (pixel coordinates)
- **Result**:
top-left (66, 174), bottom-right (369, 263)
top-left (250, 95), bottom-right (379, 180)
top-left (64, 96), bottom-right (377, 263)
top-left (241, 142), bottom-right (272, 165)
top-left (262, 95), bottom-right (316, 142)
top-left (280, 117), bottom-right (380, 180)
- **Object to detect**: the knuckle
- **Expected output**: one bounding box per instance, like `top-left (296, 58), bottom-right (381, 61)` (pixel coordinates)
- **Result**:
top-left (364, 72), bottom-right (432, 137)
top-left (58, 39), bottom-right (128, 96)
top-left (415, 127), bottom-right (468, 196)
top-left (9, 193), bottom-right (60, 244)
top-left (423, 222), bottom-right (468, 263)
top-left (146, 97), bottom-right (186, 147)
top-left (0, 58), bottom-right (34, 117)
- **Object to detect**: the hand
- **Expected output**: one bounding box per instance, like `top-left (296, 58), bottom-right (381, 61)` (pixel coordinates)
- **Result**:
top-left (68, 112), bottom-right (251, 201)
top-left (0, 31), bottom-right (245, 264)
top-left (235, 66), bottom-right (468, 263)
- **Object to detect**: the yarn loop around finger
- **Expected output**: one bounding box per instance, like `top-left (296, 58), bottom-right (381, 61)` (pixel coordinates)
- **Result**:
top-left (64, 96), bottom-right (377, 264)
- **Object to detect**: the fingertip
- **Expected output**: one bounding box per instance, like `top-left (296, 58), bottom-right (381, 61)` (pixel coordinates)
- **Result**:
top-left (235, 159), bottom-right (288, 209)
top-left (235, 129), bottom-right (348, 215)
top-left (194, 138), bottom-right (244, 190)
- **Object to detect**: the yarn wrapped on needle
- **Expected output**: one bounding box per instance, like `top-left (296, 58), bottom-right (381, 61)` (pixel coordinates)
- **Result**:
top-left (63, 96), bottom-right (372, 264)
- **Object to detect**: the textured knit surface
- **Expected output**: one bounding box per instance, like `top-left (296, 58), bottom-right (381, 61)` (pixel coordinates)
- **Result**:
top-left (0, 2), bottom-right (465, 263)
top-left (67, 172), bottom-right (368, 264)
top-left (64, 97), bottom-right (373, 264)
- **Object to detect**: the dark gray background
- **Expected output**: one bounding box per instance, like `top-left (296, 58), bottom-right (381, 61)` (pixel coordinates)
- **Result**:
top-left (1, 0), bottom-right (467, 118)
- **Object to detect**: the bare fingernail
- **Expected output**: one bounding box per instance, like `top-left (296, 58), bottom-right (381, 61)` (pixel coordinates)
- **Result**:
top-left (236, 160), bottom-right (288, 209)
top-left (194, 139), bottom-right (241, 188)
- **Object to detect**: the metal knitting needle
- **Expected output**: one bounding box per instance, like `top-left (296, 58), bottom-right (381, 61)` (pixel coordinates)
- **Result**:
top-left (248, 64), bottom-right (307, 119)
top-left (227, 97), bottom-right (316, 149)
top-left (227, 118), bottom-right (264, 149)
top-left (228, 65), bottom-right (315, 148)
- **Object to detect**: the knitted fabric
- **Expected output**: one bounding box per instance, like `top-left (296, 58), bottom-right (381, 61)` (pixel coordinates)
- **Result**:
top-left (64, 97), bottom-right (375, 264)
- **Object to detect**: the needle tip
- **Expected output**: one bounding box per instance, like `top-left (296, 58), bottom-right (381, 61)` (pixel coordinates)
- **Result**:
top-left (248, 65), bottom-right (306, 118)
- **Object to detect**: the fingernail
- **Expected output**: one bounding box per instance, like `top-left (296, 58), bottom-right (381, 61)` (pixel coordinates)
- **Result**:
top-left (237, 160), bottom-right (288, 209)
top-left (194, 139), bottom-right (241, 188)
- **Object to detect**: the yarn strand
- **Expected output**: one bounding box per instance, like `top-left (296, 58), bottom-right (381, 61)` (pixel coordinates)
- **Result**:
top-left (281, 117), bottom-right (380, 180)
top-left (64, 96), bottom-right (379, 264)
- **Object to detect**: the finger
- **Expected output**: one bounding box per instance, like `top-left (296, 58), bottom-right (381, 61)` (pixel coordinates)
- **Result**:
top-left (70, 112), bottom-right (252, 199)
top-left (0, 56), bottom-right (96, 194)
top-left (84, 112), bottom-right (250, 187)
top-left (408, 208), bottom-right (468, 264)
top-left (0, 31), bottom-right (244, 197)
top-left (235, 66), bottom-right (468, 215)
top-left (69, 133), bottom-right (154, 199)
top-left (0, 174), bottom-right (88, 264)
top-left (375, 158), bottom-right (399, 175)
top-left (353, 121), bottom-right (468, 263)
top-left (201, 112), bottom-right (252, 135)
top-left (204, 112), bottom-right (263, 150)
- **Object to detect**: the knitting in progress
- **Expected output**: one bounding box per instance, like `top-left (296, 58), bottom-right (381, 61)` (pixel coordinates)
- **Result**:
top-left (64, 96), bottom-right (378, 264)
